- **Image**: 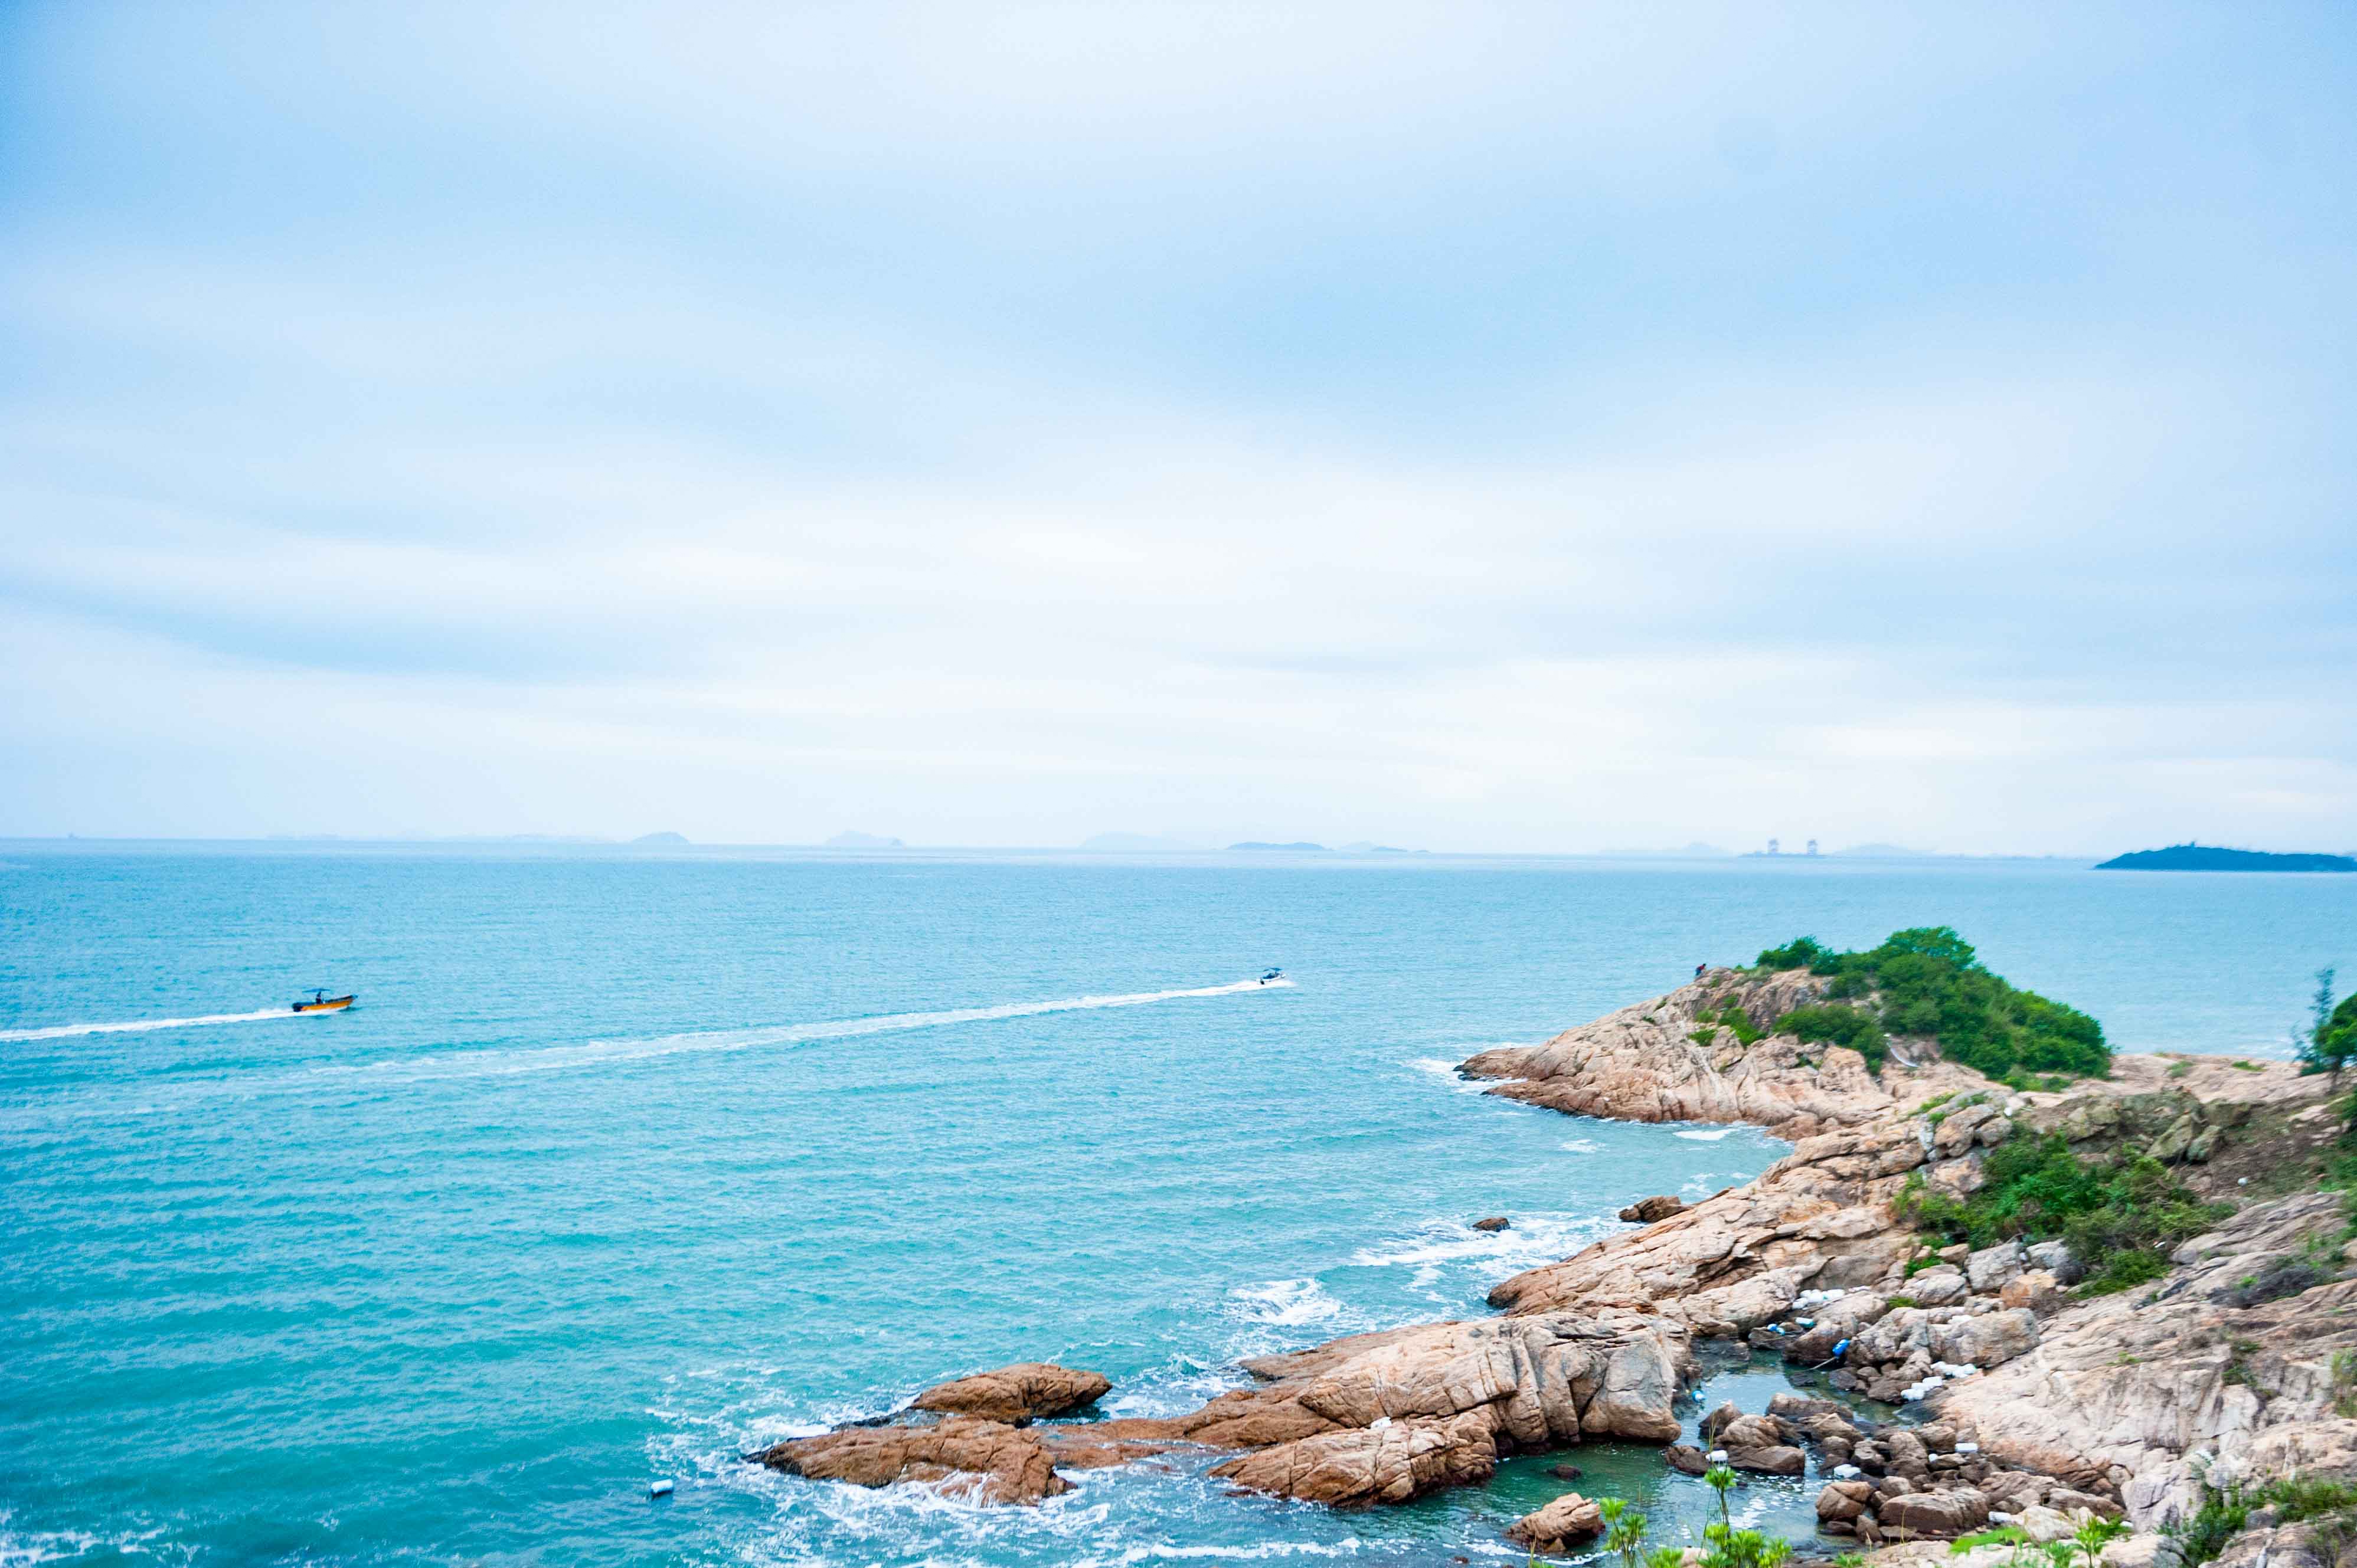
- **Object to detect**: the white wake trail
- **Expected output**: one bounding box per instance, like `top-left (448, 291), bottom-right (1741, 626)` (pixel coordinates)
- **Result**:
top-left (0, 1007), bottom-right (299, 1042)
top-left (332, 976), bottom-right (1297, 1083)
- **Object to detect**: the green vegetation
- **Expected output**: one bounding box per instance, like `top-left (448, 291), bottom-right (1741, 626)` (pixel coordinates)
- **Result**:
top-left (1698, 1003), bottom-right (1763, 1046)
top-left (1599, 1497), bottom-right (1650, 1568)
top-left (1895, 1131), bottom-right (2229, 1293)
top-left (1950, 1527), bottom-right (2029, 1553)
top-left (1754, 927), bottom-right (2110, 1081)
top-left (1776, 1003), bottom-right (1890, 1070)
top-left (2299, 968), bottom-right (2357, 1083)
top-left (2168, 1467), bottom-right (2357, 1567)
top-left (1598, 1491), bottom-right (1796, 1568)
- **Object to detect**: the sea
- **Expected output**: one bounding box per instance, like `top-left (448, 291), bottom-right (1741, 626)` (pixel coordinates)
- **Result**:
top-left (2, 843), bottom-right (2352, 1568)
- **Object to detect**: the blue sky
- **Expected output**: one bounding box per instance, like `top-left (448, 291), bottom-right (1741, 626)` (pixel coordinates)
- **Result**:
top-left (4, 2), bottom-right (2353, 852)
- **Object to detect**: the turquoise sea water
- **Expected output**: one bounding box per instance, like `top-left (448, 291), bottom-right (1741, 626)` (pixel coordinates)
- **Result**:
top-left (3, 844), bottom-right (2352, 1567)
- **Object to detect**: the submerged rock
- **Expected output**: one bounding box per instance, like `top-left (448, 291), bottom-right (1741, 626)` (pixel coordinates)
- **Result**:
top-left (1472, 1216), bottom-right (1512, 1232)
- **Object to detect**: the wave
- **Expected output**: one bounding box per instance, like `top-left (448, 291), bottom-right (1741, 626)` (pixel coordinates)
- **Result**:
top-left (1674, 1126), bottom-right (1743, 1141)
top-left (329, 976), bottom-right (1294, 1085)
top-left (1230, 1277), bottom-right (1343, 1327)
top-left (0, 1007), bottom-right (298, 1042)
top-left (1405, 1057), bottom-right (1491, 1094)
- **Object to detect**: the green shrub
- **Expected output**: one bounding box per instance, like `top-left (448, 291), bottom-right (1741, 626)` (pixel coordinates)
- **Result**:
top-left (1950, 1527), bottom-right (2028, 1553)
top-left (1897, 1133), bottom-right (2228, 1275)
top-left (1774, 1003), bottom-right (1889, 1069)
top-left (1751, 927), bottom-right (2109, 1081)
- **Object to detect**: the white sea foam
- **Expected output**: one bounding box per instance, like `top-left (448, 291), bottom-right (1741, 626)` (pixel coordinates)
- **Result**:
top-left (1559, 1137), bottom-right (1601, 1154)
top-left (1406, 1057), bottom-right (1490, 1092)
top-left (1674, 1126), bottom-right (1742, 1141)
top-left (1230, 1277), bottom-right (1343, 1327)
top-left (0, 1006), bottom-right (300, 1042)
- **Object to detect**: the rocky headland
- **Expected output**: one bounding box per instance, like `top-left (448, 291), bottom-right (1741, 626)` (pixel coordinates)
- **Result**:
top-left (759, 941), bottom-right (2357, 1568)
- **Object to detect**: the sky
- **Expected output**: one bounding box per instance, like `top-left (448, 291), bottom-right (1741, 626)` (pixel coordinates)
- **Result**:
top-left (3, 2), bottom-right (2354, 855)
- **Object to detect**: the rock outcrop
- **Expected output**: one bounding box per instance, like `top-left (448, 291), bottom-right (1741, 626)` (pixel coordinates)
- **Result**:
top-left (1148, 1310), bottom-right (1690, 1504)
top-left (1208, 1411), bottom-right (1498, 1507)
top-left (1460, 967), bottom-right (1959, 1137)
top-left (753, 1415), bottom-right (1070, 1504)
top-left (910, 1361), bottom-right (1112, 1423)
top-left (1506, 1491), bottom-right (1606, 1551)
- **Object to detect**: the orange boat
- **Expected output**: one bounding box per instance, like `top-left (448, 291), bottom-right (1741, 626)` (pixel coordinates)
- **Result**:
top-left (292, 990), bottom-right (356, 1013)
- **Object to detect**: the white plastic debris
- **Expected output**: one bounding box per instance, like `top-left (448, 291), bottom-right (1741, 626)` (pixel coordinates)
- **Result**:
top-left (649, 1479), bottom-right (675, 1498)
top-left (1956, 1441), bottom-right (1981, 1454)
top-left (1708, 1449), bottom-right (1729, 1463)
top-left (1832, 1464), bottom-right (1863, 1479)
top-left (1930, 1361), bottom-right (1980, 1379)
top-left (1991, 1511), bottom-right (2016, 1526)
top-left (1369, 1416), bottom-right (1393, 1430)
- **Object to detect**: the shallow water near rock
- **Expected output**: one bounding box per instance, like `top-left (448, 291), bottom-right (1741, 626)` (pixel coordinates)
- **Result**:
top-left (2, 843), bottom-right (2350, 1566)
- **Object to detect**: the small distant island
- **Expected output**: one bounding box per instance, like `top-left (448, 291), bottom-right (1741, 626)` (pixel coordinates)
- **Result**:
top-left (2096, 842), bottom-right (2357, 873)
top-left (630, 831), bottom-right (689, 846)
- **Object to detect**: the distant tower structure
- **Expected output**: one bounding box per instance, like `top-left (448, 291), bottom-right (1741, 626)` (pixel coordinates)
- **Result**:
top-left (1766, 837), bottom-right (1781, 856)
top-left (1806, 839), bottom-right (1820, 857)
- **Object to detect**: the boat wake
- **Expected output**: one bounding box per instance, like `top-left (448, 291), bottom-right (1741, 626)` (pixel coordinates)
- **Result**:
top-left (329, 975), bottom-right (1296, 1084)
top-left (0, 1007), bottom-right (299, 1043)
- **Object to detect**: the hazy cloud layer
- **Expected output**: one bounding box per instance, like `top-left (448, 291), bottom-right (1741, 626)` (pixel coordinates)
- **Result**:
top-left (4, 3), bottom-right (2353, 851)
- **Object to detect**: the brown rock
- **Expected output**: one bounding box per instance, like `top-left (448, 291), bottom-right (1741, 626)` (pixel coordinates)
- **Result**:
top-left (753, 1415), bottom-right (1068, 1505)
top-left (1506, 1491), bottom-right (1606, 1551)
top-left (1717, 1413), bottom-right (1796, 1451)
top-left (1620, 1195), bottom-right (1689, 1223)
top-left (911, 1362), bottom-right (1112, 1423)
top-left (1878, 1489), bottom-right (1992, 1538)
top-left (1209, 1412), bottom-right (1497, 1506)
top-left (1664, 1443), bottom-right (1710, 1474)
top-left (1472, 1216), bottom-right (1512, 1232)
top-left (1817, 1480), bottom-right (1873, 1523)
top-left (1728, 1444), bottom-right (1806, 1475)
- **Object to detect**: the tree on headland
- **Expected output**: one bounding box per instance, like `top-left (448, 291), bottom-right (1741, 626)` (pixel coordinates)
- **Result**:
top-left (2298, 968), bottom-right (2356, 1085)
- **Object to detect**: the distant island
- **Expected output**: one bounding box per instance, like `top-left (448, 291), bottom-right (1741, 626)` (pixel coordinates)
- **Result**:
top-left (630, 831), bottom-right (689, 846)
top-left (2096, 843), bottom-right (2357, 873)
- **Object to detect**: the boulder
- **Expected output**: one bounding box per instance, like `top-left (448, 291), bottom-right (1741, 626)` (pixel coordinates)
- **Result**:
top-left (911, 1362), bottom-right (1112, 1423)
top-left (2025, 1240), bottom-right (2084, 1285)
top-left (1907, 1267), bottom-right (1969, 1307)
top-left (1506, 1491), bottom-right (1606, 1552)
top-left (1663, 1443), bottom-right (1710, 1474)
top-left (1878, 1489), bottom-right (1993, 1538)
top-left (1817, 1479), bottom-right (1874, 1523)
top-left (1209, 1412), bottom-right (1497, 1506)
top-left (1728, 1445), bottom-right (1806, 1475)
top-left (1931, 1308), bottom-right (2040, 1369)
top-left (1472, 1216), bottom-right (1512, 1232)
top-left (1621, 1195), bottom-right (1689, 1223)
top-left (1549, 1462), bottom-right (1584, 1479)
top-left (1767, 1392), bottom-right (1848, 1423)
top-left (1966, 1241), bottom-right (2026, 1294)
top-left (1716, 1414), bottom-right (1796, 1451)
top-left (1999, 1270), bottom-right (2064, 1312)
top-left (2017, 1504), bottom-right (2077, 1543)
top-left (753, 1415), bottom-right (1068, 1504)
